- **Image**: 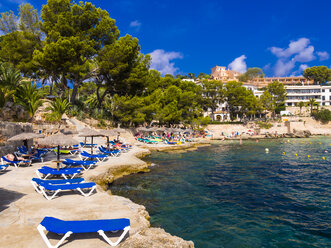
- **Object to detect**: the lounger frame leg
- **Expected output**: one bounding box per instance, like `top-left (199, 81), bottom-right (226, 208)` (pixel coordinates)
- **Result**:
top-left (77, 186), bottom-right (96, 197)
top-left (40, 187), bottom-right (61, 200)
top-left (37, 224), bottom-right (72, 248)
top-left (36, 170), bottom-right (48, 179)
top-left (31, 181), bottom-right (43, 194)
top-left (98, 226), bottom-right (130, 247)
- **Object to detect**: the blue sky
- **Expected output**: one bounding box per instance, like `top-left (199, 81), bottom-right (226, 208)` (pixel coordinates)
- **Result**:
top-left (1, 0), bottom-right (331, 77)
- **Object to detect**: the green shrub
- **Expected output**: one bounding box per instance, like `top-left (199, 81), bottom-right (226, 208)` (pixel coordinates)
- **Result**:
top-left (75, 110), bottom-right (86, 121)
top-left (209, 121), bottom-right (243, 125)
top-left (97, 119), bottom-right (107, 128)
top-left (256, 121), bottom-right (273, 129)
top-left (67, 105), bottom-right (79, 117)
top-left (312, 109), bottom-right (331, 124)
top-left (45, 98), bottom-right (70, 122)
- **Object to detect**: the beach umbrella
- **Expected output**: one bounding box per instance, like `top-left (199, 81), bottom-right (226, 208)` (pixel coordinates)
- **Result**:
top-left (8, 132), bottom-right (44, 150)
top-left (60, 128), bottom-right (78, 135)
top-left (39, 133), bottom-right (78, 170)
top-left (79, 128), bottom-right (104, 154)
top-left (101, 130), bottom-right (116, 149)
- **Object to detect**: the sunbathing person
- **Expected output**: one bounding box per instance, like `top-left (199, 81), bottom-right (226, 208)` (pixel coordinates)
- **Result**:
top-left (6, 153), bottom-right (25, 162)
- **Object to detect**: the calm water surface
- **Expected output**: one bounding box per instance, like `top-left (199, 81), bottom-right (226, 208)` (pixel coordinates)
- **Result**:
top-left (111, 138), bottom-right (331, 247)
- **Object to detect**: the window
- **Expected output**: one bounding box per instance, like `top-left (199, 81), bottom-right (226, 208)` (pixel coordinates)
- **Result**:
top-left (287, 103), bottom-right (292, 106)
top-left (330, 96), bottom-right (331, 100)
top-left (322, 102), bottom-right (325, 106)
top-left (322, 89), bottom-right (325, 92)
top-left (322, 96), bottom-right (325, 100)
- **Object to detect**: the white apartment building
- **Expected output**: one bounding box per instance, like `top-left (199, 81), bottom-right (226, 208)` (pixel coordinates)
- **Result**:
top-left (207, 84), bottom-right (331, 121)
top-left (285, 85), bottom-right (331, 107)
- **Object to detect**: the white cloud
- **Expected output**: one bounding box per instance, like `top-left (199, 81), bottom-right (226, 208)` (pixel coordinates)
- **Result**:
top-left (274, 59), bottom-right (296, 77)
top-left (317, 51), bottom-right (330, 61)
top-left (270, 38), bottom-right (310, 58)
top-left (149, 49), bottom-right (183, 75)
top-left (291, 64), bottom-right (309, 76)
top-left (129, 20), bottom-right (141, 32)
top-left (228, 55), bottom-right (247, 73)
top-left (299, 64), bottom-right (308, 71)
top-left (129, 20), bottom-right (141, 28)
top-left (269, 38), bottom-right (324, 76)
top-left (294, 45), bottom-right (315, 62)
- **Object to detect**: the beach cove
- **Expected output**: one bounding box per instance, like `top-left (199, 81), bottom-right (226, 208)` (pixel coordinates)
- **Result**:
top-left (0, 131), bottom-right (207, 248)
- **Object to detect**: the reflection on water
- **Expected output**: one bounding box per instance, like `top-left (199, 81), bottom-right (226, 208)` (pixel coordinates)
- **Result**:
top-left (111, 138), bottom-right (331, 248)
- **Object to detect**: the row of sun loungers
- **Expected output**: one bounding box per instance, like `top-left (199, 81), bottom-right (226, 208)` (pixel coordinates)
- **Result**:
top-left (32, 144), bottom-right (131, 247)
top-left (2, 140), bottom-right (133, 247)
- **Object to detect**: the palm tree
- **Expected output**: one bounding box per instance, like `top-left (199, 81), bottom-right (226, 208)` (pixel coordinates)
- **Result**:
top-left (14, 82), bottom-right (43, 119)
top-left (0, 63), bottom-right (22, 109)
top-left (0, 88), bottom-right (15, 109)
top-left (296, 101), bottom-right (305, 116)
top-left (0, 63), bottom-right (22, 89)
top-left (308, 98), bottom-right (317, 115)
top-left (46, 98), bottom-right (71, 121)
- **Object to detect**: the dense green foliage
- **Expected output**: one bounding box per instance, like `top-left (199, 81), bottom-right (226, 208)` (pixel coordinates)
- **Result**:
top-left (312, 109), bottom-right (331, 124)
top-left (238, 68), bottom-right (264, 82)
top-left (303, 66), bottom-right (331, 85)
top-left (46, 98), bottom-right (71, 121)
top-left (260, 81), bottom-right (287, 117)
top-left (14, 81), bottom-right (43, 118)
top-left (0, 1), bottom-right (303, 127)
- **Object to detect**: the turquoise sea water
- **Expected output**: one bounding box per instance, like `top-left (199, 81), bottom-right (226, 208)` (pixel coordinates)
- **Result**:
top-left (110, 138), bottom-right (331, 248)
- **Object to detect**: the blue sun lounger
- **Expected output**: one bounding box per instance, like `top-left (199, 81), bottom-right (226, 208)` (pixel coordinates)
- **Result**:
top-left (31, 177), bottom-right (85, 195)
top-left (36, 166), bottom-right (83, 179)
top-left (0, 164), bottom-right (9, 171)
top-left (31, 177), bottom-right (85, 186)
top-left (38, 216), bottom-right (130, 247)
top-left (98, 147), bottom-right (121, 157)
top-left (31, 179), bottom-right (96, 200)
top-left (62, 159), bottom-right (97, 171)
top-left (80, 142), bottom-right (97, 148)
top-left (1, 156), bottom-right (31, 167)
top-left (80, 151), bottom-right (108, 162)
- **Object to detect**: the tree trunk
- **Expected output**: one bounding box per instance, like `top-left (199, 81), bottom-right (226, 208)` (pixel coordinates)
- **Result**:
top-left (97, 87), bottom-right (108, 108)
top-left (60, 73), bottom-right (67, 98)
top-left (70, 80), bottom-right (80, 103)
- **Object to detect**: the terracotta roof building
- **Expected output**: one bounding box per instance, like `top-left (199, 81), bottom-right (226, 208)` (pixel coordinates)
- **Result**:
top-left (210, 66), bottom-right (241, 82)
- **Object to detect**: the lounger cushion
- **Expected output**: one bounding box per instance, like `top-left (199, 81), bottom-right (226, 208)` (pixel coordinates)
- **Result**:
top-left (81, 151), bottom-right (107, 158)
top-left (40, 217), bottom-right (130, 234)
top-left (64, 159), bottom-right (96, 165)
top-left (40, 182), bottom-right (96, 191)
top-left (38, 167), bottom-right (82, 175)
top-left (32, 178), bottom-right (84, 185)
